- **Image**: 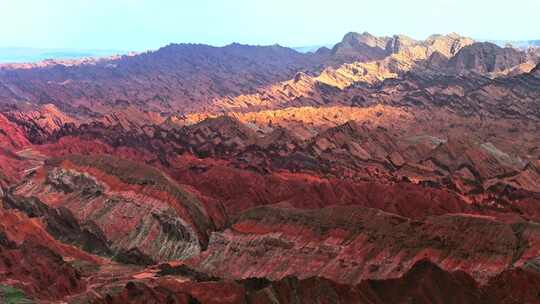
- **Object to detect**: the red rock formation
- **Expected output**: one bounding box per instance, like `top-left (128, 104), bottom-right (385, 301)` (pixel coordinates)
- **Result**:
top-left (0, 32), bottom-right (539, 303)
top-left (7, 154), bottom-right (215, 265)
top-left (0, 113), bottom-right (30, 149)
top-left (90, 260), bottom-right (540, 304)
top-left (188, 205), bottom-right (540, 284)
top-left (0, 204), bottom-right (95, 300)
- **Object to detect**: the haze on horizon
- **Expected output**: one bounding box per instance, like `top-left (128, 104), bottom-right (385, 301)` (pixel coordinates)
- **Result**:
top-left (1, 0), bottom-right (539, 52)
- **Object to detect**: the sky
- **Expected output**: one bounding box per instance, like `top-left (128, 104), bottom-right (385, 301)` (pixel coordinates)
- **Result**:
top-left (0, 0), bottom-right (539, 51)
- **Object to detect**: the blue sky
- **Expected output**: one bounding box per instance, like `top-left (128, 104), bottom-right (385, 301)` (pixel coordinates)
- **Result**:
top-left (1, 0), bottom-right (539, 51)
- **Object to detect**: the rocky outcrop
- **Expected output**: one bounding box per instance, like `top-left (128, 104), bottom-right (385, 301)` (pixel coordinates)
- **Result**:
top-left (385, 33), bottom-right (474, 60)
top-left (178, 116), bottom-right (259, 158)
top-left (305, 120), bottom-right (398, 162)
top-left (447, 42), bottom-right (527, 73)
top-left (340, 32), bottom-right (390, 50)
top-left (4, 104), bottom-right (76, 143)
top-left (330, 32), bottom-right (390, 63)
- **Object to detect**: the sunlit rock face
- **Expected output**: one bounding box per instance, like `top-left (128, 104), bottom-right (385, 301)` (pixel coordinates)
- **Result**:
top-left (384, 33), bottom-right (474, 60)
top-left (446, 42), bottom-right (527, 73)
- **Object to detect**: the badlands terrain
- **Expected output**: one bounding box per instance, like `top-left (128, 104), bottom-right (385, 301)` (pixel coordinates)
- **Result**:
top-left (0, 32), bottom-right (540, 303)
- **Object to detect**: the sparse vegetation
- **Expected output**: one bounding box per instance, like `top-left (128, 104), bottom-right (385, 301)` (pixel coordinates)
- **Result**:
top-left (0, 285), bottom-right (34, 304)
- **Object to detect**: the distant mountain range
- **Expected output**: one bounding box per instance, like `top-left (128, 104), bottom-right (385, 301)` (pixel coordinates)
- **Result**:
top-left (2, 36), bottom-right (539, 64)
top-left (0, 47), bottom-right (126, 63)
top-left (1, 32), bottom-right (538, 115)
